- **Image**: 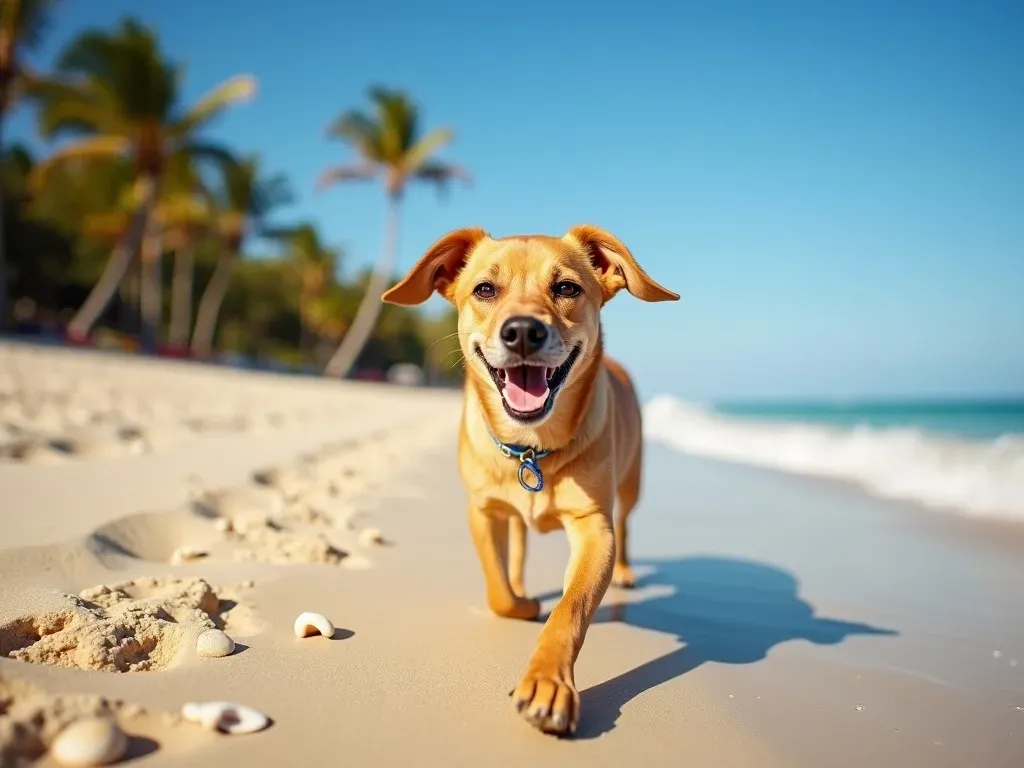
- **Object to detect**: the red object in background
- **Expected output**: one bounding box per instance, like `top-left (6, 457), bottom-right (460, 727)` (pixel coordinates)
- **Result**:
top-left (157, 344), bottom-right (193, 359)
top-left (352, 369), bottom-right (386, 382)
top-left (63, 328), bottom-right (91, 346)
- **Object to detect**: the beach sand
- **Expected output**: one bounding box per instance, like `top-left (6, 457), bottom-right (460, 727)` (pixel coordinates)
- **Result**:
top-left (1, 341), bottom-right (1021, 767)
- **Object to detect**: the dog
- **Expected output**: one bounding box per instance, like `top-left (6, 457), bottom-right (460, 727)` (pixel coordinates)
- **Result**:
top-left (381, 225), bottom-right (678, 735)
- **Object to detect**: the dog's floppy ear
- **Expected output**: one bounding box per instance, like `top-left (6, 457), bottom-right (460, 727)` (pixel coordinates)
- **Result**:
top-left (566, 224), bottom-right (679, 303)
top-left (382, 227), bottom-right (489, 306)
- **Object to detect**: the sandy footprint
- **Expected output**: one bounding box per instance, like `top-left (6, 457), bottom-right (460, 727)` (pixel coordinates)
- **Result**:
top-left (228, 521), bottom-right (347, 566)
top-left (0, 577), bottom-right (258, 673)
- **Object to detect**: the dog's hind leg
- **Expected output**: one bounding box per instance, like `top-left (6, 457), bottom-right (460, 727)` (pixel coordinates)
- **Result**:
top-left (508, 515), bottom-right (529, 598)
top-left (612, 445), bottom-right (642, 588)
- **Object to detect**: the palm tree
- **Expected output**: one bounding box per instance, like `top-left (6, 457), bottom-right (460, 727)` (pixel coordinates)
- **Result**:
top-left (317, 86), bottom-right (470, 378)
top-left (278, 223), bottom-right (343, 361)
top-left (27, 17), bottom-right (256, 349)
top-left (0, 0), bottom-right (55, 328)
top-left (157, 152), bottom-right (213, 349)
top-left (190, 155), bottom-right (291, 357)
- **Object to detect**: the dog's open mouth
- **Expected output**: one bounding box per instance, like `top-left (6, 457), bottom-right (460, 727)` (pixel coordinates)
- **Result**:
top-left (475, 345), bottom-right (582, 422)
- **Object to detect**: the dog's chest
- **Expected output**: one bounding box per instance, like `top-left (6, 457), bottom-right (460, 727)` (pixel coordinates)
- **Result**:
top-left (514, 491), bottom-right (561, 532)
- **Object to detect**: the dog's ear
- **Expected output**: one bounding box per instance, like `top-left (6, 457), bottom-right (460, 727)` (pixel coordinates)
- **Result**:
top-left (566, 224), bottom-right (679, 303)
top-left (382, 227), bottom-right (489, 306)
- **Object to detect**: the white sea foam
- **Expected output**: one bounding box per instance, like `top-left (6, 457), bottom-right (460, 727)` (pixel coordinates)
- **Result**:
top-left (642, 395), bottom-right (1024, 521)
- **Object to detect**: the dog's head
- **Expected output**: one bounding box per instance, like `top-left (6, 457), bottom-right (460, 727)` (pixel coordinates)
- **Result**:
top-left (382, 225), bottom-right (678, 426)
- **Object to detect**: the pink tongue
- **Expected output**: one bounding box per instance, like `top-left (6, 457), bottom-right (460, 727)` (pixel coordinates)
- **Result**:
top-left (502, 366), bottom-right (549, 412)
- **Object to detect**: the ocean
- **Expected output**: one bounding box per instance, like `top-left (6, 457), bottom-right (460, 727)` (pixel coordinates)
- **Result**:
top-left (642, 396), bottom-right (1024, 521)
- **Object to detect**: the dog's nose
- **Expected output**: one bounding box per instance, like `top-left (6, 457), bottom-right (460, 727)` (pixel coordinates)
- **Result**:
top-left (500, 316), bottom-right (548, 357)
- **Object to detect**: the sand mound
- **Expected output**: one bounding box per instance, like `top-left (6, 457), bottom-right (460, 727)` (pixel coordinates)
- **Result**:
top-left (0, 577), bottom-right (254, 672)
top-left (230, 522), bottom-right (346, 566)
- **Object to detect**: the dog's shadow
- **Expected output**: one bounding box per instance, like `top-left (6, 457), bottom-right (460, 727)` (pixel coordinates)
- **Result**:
top-left (535, 555), bottom-right (897, 739)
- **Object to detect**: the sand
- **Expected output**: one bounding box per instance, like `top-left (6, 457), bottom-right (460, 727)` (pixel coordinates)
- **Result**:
top-left (1, 340), bottom-right (1021, 767)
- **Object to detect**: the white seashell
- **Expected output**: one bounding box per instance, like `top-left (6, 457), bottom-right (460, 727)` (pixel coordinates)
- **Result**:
top-left (359, 527), bottom-right (384, 546)
top-left (196, 629), bottom-right (235, 658)
top-left (181, 701), bottom-right (269, 734)
top-left (170, 546), bottom-right (207, 565)
top-left (51, 717), bottom-right (127, 766)
top-left (293, 611), bottom-right (335, 639)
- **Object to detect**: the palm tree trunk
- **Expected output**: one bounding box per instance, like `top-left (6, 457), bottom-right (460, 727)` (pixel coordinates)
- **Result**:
top-left (0, 113), bottom-right (8, 332)
top-left (66, 176), bottom-right (157, 342)
top-left (138, 214), bottom-right (163, 353)
top-left (168, 237), bottom-right (195, 349)
top-left (323, 196), bottom-right (400, 378)
top-left (191, 248), bottom-right (236, 357)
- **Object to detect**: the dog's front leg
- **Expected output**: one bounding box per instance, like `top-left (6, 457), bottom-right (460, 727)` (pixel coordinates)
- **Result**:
top-left (468, 503), bottom-right (541, 620)
top-left (512, 510), bottom-right (614, 735)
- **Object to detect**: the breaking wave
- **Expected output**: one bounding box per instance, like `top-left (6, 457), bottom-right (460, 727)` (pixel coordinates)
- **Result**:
top-left (642, 395), bottom-right (1024, 521)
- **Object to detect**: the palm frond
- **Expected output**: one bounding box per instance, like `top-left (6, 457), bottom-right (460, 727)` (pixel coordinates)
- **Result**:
top-left (82, 209), bottom-right (131, 240)
top-left (170, 74), bottom-right (257, 140)
top-left (28, 76), bottom-right (125, 138)
top-left (327, 110), bottom-right (382, 161)
top-left (415, 161), bottom-right (472, 200)
top-left (401, 126), bottom-right (454, 174)
top-left (368, 86), bottom-right (417, 161)
top-left (254, 172), bottom-right (293, 215)
top-left (55, 18), bottom-right (178, 123)
top-left (29, 134), bottom-right (131, 191)
top-left (180, 140), bottom-right (238, 174)
top-left (315, 163), bottom-right (377, 190)
top-left (0, 0), bottom-right (56, 52)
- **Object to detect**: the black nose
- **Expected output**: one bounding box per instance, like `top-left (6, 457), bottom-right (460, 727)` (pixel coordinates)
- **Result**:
top-left (500, 316), bottom-right (549, 357)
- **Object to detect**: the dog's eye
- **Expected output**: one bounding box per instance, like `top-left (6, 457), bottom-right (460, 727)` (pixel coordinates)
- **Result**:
top-left (554, 281), bottom-right (581, 298)
top-left (473, 282), bottom-right (496, 299)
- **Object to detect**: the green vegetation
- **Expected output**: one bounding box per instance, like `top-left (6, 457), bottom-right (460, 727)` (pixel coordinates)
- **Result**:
top-left (0, 11), bottom-right (464, 384)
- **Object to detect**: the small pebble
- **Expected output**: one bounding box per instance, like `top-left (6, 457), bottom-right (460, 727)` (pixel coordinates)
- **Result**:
top-left (293, 611), bottom-right (335, 639)
top-left (215, 518), bottom-right (233, 533)
top-left (196, 629), bottom-right (235, 658)
top-left (854, 705), bottom-right (864, 712)
top-left (993, 650), bottom-right (1003, 659)
top-left (181, 701), bottom-right (269, 734)
top-left (359, 527), bottom-right (384, 546)
top-left (51, 717), bottom-right (127, 766)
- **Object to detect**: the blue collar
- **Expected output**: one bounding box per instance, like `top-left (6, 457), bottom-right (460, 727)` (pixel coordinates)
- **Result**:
top-left (489, 430), bottom-right (550, 493)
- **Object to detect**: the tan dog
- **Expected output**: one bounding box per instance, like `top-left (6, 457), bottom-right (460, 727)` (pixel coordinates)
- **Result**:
top-left (382, 225), bottom-right (678, 735)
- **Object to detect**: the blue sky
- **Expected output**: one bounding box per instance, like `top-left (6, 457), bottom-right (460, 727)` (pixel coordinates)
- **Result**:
top-left (8, 0), bottom-right (1024, 400)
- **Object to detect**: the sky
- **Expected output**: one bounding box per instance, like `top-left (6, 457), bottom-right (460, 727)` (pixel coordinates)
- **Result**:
top-left (7, 0), bottom-right (1024, 401)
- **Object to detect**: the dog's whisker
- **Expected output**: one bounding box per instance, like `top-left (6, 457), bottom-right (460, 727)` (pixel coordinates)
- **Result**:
top-left (428, 330), bottom-right (468, 352)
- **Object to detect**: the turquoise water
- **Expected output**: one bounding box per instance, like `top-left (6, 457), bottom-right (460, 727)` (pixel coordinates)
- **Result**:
top-left (712, 399), bottom-right (1024, 442)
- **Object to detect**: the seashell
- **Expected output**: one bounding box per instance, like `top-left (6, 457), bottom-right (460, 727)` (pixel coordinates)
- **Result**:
top-left (359, 527), bottom-right (384, 546)
top-left (170, 546), bottom-right (207, 565)
top-left (196, 628), bottom-right (235, 658)
top-left (214, 517), bottom-right (233, 533)
top-left (51, 716), bottom-right (127, 766)
top-left (181, 701), bottom-right (269, 734)
top-left (293, 611), bottom-right (334, 639)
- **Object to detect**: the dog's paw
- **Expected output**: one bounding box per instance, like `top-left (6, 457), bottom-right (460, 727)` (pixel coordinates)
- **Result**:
top-left (491, 596), bottom-right (541, 621)
top-left (511, 664), bottom-right (579, 735)
top-left (612, 563), bottom-right (637, 588)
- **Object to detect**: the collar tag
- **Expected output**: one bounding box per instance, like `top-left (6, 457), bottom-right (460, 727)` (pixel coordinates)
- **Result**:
top-left (489, 431), bottom-right (550, 493)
